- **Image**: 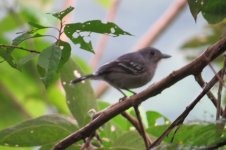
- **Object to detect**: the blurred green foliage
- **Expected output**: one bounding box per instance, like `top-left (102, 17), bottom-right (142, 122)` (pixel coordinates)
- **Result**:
top-left (0, 1), bottom-right (226, 150)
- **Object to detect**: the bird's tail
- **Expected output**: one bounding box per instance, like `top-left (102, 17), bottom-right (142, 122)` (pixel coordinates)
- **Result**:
top-left (71, 74), bottom-right (95, 84)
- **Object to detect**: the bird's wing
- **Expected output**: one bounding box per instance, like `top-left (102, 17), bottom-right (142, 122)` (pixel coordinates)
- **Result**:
top-left (96, 53), bottom-right (147, 75)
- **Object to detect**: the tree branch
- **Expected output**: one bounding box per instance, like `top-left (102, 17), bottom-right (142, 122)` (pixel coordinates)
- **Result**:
top-left (134, 105), bottom-right (151, 149)
top-left (52, 37), bottom-right (226, 150)
top-left (194, 74), bottom-right (224, 116)
top-left (149, 70), bottom-right (223, 149)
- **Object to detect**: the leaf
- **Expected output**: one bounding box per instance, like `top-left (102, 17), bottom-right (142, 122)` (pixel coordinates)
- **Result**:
top-left (65, 20), bottom-right (131, 36)
top-left (202, 0), bottom-right (226, 24)
top-left (64, 20), bottom-right (132, 52)
top-left (38, 44), bottom-right (62, 86)
top-left (0, 114), bottom-right (77, 147)
top-left (28, 22), bottom-right (49, 30)
top-left (68, 35), bottom-right (93, 53)
top-left (51, 6), bottom-right (75, 21)
top-left (0, 48), bottom-right (17, 68)
top-left (7, 33), bottom-right (46, 54)
top-left (187, 0), bottom-right (204, 21)
top-left (57, 41), bottom-right (71, 70)
top-left (0, 82), bottom-right (30, 130)
top-left (111, 131), bottom-right (145, 150)
top-left (17, 53), bottom-right (37, 68)
top-left (187, 0), bottom-right (226, 24)
top-left (148, 121), bottom-right (226, 149)
top-left (60, 59), bottom-right (97, 127)
top-left (0, 15), bottom-right (23, 33)
top-left (96, 0), bottom-right (112, 8)
top-left (146, 111), bottom-right (170, 127)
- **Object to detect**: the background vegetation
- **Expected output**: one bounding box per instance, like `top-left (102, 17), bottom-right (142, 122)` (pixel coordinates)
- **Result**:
top-left (0, 0), bottom-right (226, 149)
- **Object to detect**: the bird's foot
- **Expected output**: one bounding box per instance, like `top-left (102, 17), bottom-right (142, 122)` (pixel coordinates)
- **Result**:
top-left (119, 96), bottom-right (127, 101)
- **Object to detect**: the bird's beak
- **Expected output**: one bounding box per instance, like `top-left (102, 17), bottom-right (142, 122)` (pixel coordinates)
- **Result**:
top-left (161, 53), bottom-right (171, 59)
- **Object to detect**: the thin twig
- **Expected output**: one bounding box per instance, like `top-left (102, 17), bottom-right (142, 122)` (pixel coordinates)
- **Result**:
top-left (121, 112), bottom-right (142, 133)
top-left (208, 63), bottom-right (226, 89)
top-left (81, 131), bottom-right (95, 150)
top-left (148, 70), bottom-right (223, 149)
top-left (0, 44), bottom-right (40, 54)
top-left (134, 105), bottom-right (150, 149)
top-left (222, 55), bottom-right (226, 118)
top-left (195, 74), bottom-right (224, 116)
top-left (170, 125), bottom-right (181, 143)
top-left (217, 69), bottom-right (224, 120)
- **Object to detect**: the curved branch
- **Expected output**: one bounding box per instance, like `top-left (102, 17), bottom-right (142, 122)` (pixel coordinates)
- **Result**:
top-left (53, 37), bottom-right (226, 150)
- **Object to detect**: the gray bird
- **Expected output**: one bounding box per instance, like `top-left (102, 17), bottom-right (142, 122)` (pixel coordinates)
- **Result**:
top-left (71, 47), bottom-right (171, 98)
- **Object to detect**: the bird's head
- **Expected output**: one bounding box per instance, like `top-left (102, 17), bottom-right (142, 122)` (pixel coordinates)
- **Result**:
top-left (140, 47), bottom-right (171, 63)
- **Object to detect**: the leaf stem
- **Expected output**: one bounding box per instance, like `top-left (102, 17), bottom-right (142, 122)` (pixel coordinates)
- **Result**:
top-left (0, 44), bottom-right (40, 54)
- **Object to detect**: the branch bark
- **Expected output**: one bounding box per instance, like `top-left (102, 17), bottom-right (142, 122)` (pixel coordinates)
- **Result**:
top-left (53, 37), bottom-right (226, 150)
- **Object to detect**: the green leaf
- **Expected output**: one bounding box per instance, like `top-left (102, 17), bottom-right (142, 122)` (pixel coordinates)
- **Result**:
top-left (146, 111), bottom-right (170, 127)
top-left (0, 15), bottom-right (23, 33)
top-left (111, 131), bottom-right (145, 150)
top-left (60, 59), bottom-right (97, 127)
top-left (188, 0), bottom-right (226, 24)
top-left (0, 82), bottom-right (30, 130)
top-left (28, 22), bottom-right (49, 30)
top-left (7, 33), bottom-right (46, 54)
top-left (0, 114), bottom-right (77, 147)
top-left (68, 35), bottom-right (93, 53)
top-left (17, 53), bottom-right (37, 68)
top-left (51, 6), bottom-right (74, 21)
top-left (202, 0), bottom-right (226, 24)
top-left (38, 44), bottom-right (62, 86)
top-left (187, 0), bottom-right (204, 21)
top-left (64, 20), bottom-right (132, 52)
top-left (65, 20), bottom-right (132, 36)
top-left (57, 41), bottom-right (71, 70)
top-left (148, 121), bottom-right (226, 149)
top-left (0, 48), bottom-right (17, 68)
top-left (96, 0), bottom-right (112, 8)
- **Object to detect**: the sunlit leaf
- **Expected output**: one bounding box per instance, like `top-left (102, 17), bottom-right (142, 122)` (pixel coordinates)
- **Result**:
top-left (51, 6), bottom-right (74, 21)
top-left (0, 15), bottom-right (23, 33)
top-left (146, 111), bottom-right (170, 127)
top-left (60, 59), bottom-right (97, 127)
top-left (0, 115), bottom-right (77, 147)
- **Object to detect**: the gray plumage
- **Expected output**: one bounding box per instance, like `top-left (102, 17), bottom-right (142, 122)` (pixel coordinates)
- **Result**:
top-left (71, 47), bottom-right (171, 97)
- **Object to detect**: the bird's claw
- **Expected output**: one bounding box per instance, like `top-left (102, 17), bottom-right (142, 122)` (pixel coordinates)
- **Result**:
top-left (119, 96), bottom-right (127, 101)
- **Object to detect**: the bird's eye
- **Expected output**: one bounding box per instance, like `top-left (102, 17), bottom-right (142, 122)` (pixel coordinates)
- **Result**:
top-left (150, 51), bottom-right (155, 56)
